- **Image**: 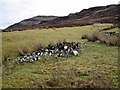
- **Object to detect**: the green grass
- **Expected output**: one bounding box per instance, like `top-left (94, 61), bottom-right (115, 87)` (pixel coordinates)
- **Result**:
top-left (2, 24), bottom-right (118, 88)
top-left (102, 28), bottom-right (118, 32)
top-left (2, 25), bottom-right (98, 57)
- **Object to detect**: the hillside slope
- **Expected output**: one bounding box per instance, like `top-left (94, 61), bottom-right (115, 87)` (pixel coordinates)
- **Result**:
top-left (42, 4), bottom-right (119, 28)
top-left (4, 16), bottom-right (57, 31)
top-left (3, 4), bottom-right (119, 31)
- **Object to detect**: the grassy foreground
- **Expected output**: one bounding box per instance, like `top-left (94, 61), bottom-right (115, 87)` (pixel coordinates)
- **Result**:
top-left (2, 24), bottom-right (118, 88)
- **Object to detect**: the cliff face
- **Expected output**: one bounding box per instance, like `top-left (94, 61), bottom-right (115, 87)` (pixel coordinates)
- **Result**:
top-left (3, 4), bottom-right (120, 32)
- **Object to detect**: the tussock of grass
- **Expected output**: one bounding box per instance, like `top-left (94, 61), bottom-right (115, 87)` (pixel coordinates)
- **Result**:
top-left (17, 47), bottom-right (29, 56)
top-left (33, 43), bottom-right (45, 51)
top-left (81, 34), bottom-right (88, 39)
top-left (81, 31), bottom-right (118, 46)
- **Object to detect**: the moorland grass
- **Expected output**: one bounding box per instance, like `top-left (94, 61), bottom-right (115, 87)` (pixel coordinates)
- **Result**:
top-left (2, 24), bottom-right (119, 88)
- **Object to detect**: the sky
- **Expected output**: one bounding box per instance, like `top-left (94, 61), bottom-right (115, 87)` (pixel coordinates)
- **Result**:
top-left (0, 0), bottom-right (119, 29)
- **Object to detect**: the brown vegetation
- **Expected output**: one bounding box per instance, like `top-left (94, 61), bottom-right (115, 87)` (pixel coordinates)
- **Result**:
top-left (17, 46), bottom-right (31, 56)
top-left (81, 31), bottom-right (118, 46)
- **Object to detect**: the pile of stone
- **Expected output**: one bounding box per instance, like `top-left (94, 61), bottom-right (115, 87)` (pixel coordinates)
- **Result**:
top-left (13, 42), bottom-right (83, 64)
